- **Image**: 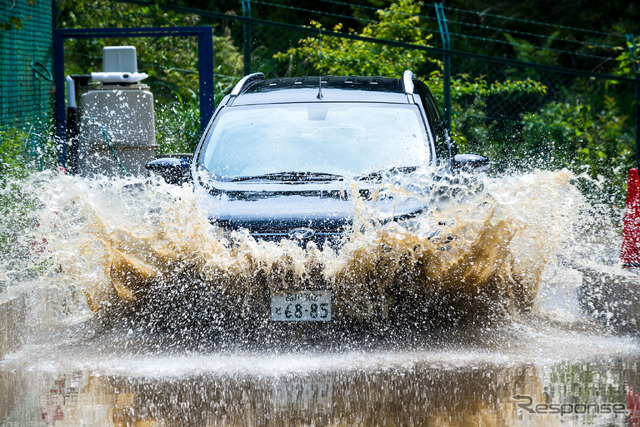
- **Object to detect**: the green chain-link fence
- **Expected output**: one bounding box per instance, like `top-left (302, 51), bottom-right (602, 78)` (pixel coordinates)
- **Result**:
top-left (447, 54), bottom-right (637, 202)
top-left (0, 0), bottom-right (54, 130)
top-left (0, 0), bottom-right (55, 170)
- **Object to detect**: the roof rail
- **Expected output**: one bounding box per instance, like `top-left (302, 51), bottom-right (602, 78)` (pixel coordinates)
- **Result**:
top-left (402, 70), bottom-right (414, 94)
top-left (230, 72), bottom-right (265, 97)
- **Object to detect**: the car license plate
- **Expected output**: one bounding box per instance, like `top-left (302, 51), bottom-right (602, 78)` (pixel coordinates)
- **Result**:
top-left (270, 290), bottom-right (331, 321)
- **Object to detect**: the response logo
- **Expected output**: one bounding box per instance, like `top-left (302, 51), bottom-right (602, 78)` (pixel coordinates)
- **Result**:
top-left (512, 395), bottom-right (627, 416)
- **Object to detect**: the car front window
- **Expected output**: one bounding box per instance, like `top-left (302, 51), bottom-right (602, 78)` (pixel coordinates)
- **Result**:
top-left (199, 102), bottom-right (430, 181)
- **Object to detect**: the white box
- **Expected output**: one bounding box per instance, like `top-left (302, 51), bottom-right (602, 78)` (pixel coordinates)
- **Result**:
top-left (102, 46), bottom-right (138, 73)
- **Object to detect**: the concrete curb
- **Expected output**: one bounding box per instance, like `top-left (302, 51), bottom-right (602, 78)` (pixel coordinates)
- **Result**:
top-left (578, 264), bottom-right (640, 332)
top-left (0, 290), bottom-right (26, 360)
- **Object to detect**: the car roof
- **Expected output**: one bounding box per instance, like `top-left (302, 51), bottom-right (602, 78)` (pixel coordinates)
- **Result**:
top-left (230, 75), bottom-right (411, 105)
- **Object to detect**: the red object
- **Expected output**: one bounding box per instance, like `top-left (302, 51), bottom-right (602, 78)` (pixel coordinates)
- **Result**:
top-left (627, 385), bottom-right (640, 427)
top-left (621, 168), bottom-right (640, 267)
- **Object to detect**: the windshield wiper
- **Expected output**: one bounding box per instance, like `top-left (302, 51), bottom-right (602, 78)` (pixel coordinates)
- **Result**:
top-left (231, 171), bottom-right (344, 182)
top-left (358, 166), bottom-right (418, 181)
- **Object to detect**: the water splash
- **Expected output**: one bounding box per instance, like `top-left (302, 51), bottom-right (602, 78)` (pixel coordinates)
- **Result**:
top-left (1, 168), bottom-right (596, 335)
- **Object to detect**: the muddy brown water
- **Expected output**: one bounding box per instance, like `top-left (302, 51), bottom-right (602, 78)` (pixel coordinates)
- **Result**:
top-left (1, 170), bottom-right (638, 425)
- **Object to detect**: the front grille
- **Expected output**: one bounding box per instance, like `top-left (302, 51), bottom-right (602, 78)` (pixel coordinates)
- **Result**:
top-left (249, 230), bottom-right (344, 248)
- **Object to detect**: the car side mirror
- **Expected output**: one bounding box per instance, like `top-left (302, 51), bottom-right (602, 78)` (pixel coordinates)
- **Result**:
top-left (146, 154), bottom-right (192, 185)
top-left (452, 153), bottom-right (490, 173)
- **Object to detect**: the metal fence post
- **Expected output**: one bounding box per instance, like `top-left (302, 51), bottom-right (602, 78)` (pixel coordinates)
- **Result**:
top-left (197, 27), bottom-right (215, 133)
top-left (54, 29), bottom-right (67, 167)
top-left (243, 0), bottom-right (252, 75)
top-left (435, 3), bottom-right (451, 133)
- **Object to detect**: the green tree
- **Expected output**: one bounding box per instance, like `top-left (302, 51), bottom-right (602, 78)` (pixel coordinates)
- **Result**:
top-left (274, 0), bottom-right (438, 77)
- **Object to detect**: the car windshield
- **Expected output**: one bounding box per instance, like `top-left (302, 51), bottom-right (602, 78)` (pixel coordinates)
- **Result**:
top-left (198, 102), bottom-right (430, 181)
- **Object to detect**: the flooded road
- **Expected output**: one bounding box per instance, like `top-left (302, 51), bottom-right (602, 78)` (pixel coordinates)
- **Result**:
top-left (1, 170), bottom-right (639, 425)
top-left (1, 315), bottom-right (639, 425)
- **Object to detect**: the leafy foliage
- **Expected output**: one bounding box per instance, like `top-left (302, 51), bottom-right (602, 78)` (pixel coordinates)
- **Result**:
top-left (0, 126), bottom-right (57, 181)
top-left (0, 128), bottom-right (29, 182)
top-left (502, 31), bottom-right (561, 66)
top-left (615, 35), bottom-right (640, 78)
top-left (522, 97), bottom-right (634, 202)
top-left (0, 127), bottom-right (55, 256)
top-left (155, 95), bottom-right (201, 155)
top-left (274, 0), bottom-right (439, 77)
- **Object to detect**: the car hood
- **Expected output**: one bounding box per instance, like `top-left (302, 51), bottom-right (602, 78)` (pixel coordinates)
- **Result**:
top-left (197, 185), bottom-right (424, 233)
